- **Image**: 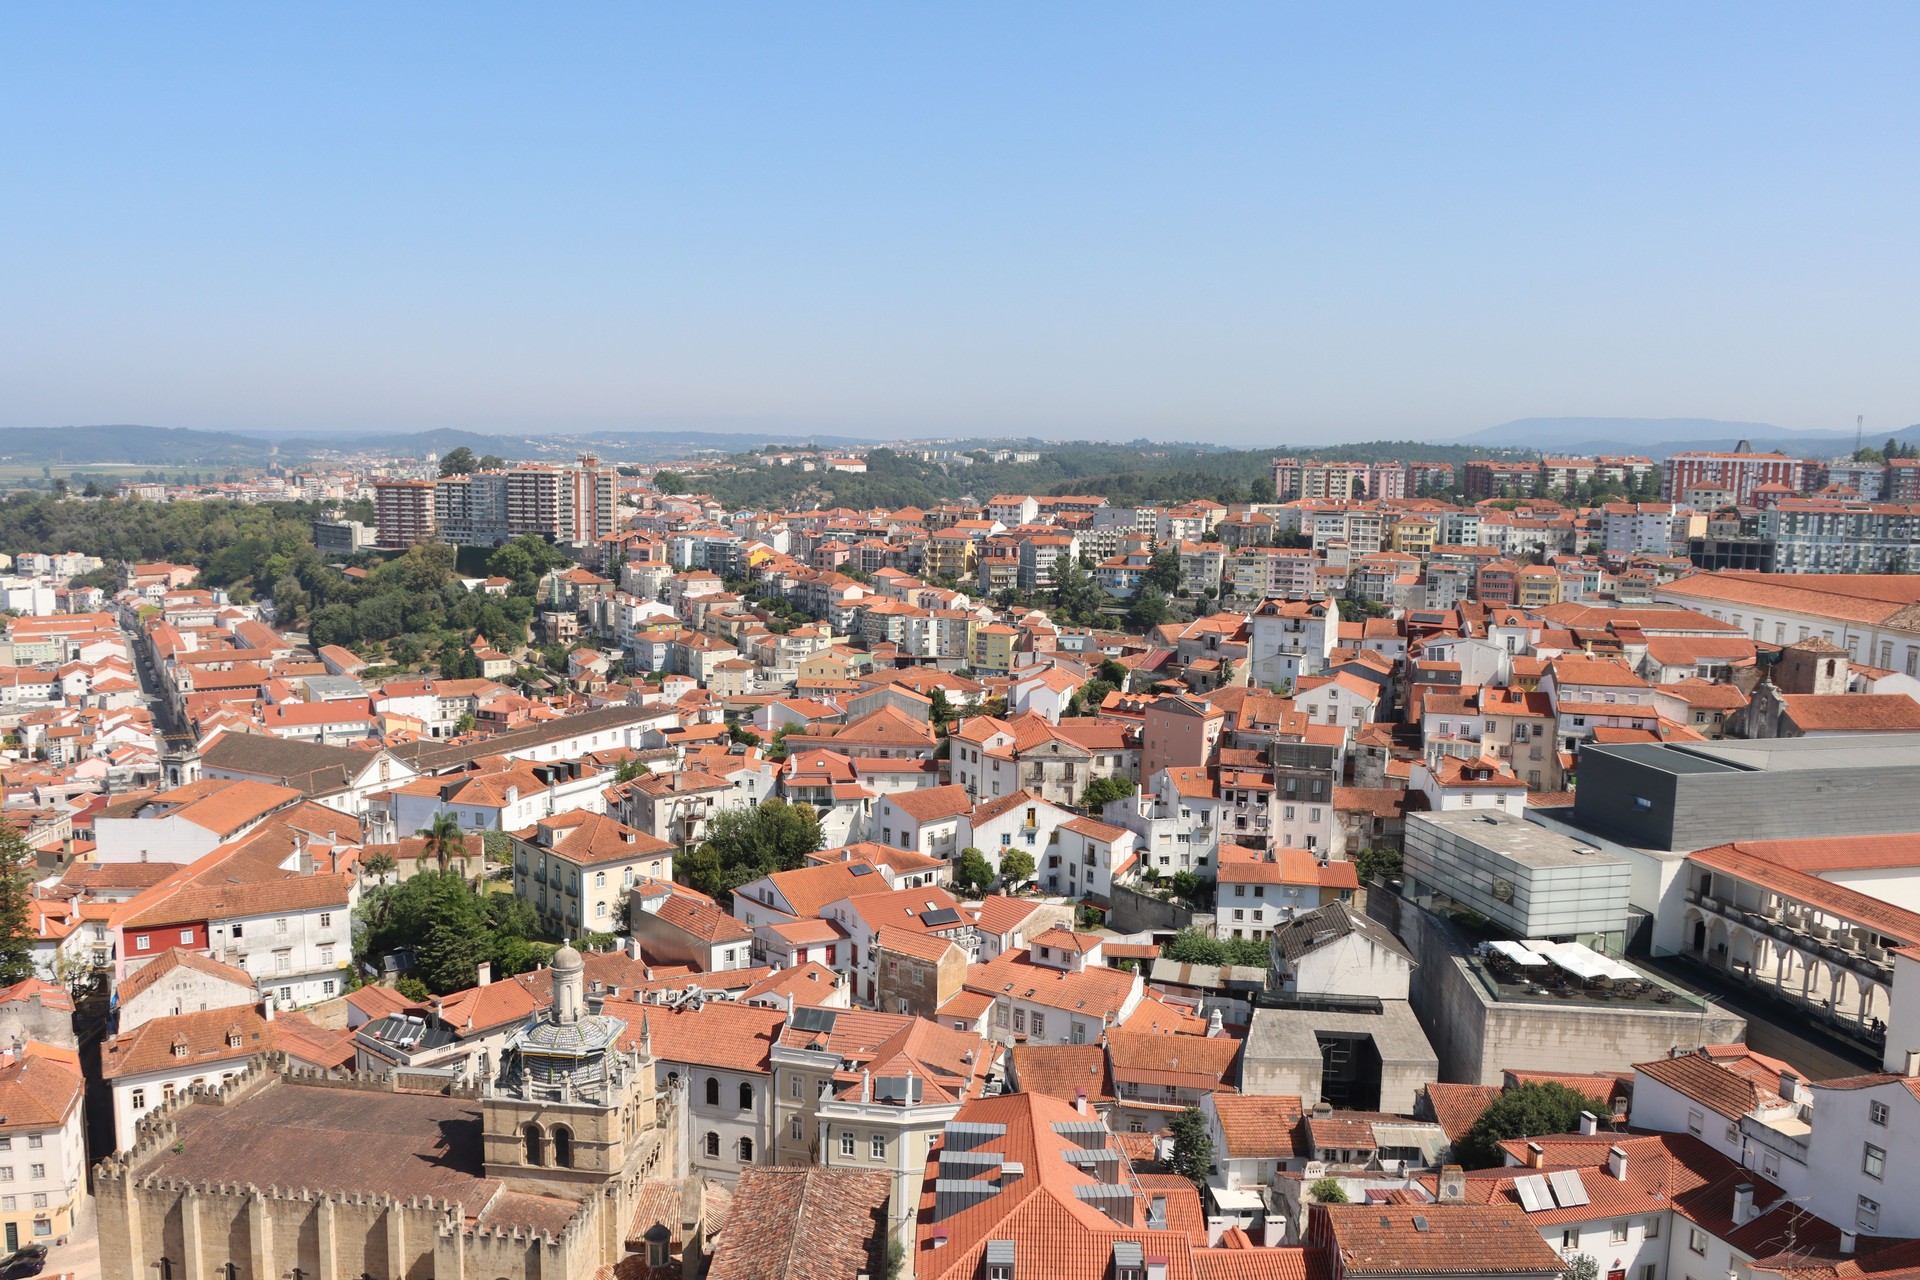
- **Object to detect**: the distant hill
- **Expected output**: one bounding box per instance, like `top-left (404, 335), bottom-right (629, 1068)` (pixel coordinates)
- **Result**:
top-left (1451, 417), bottom-right (1920, 459)
top-left (276, 428), bottom-right (884, 463)
top-left (0, 425), bottom-right (267, 466)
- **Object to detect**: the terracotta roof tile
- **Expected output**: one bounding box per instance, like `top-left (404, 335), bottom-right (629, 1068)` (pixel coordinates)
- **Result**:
top-left (1212, 1094), bottom-right (1305, 1159)
top-left (707, 1166), bottom-right (893, 1280)
top-left (1008, 1043), bottom-right (1112, 1105)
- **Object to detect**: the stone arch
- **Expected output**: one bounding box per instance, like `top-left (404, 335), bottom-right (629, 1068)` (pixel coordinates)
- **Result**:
top-left (551, 1123), bottom-right (574, 1168)
top-left (1683, 907), bottom-right (1708, 956)
top-left (523, 1121), bottom-right (545, 1166)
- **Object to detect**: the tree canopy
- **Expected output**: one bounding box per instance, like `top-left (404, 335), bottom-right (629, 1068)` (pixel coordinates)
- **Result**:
top-left (1455, 1082), bottom-right (1598, 1168)
top-left (356, 869), bottom-right (549, 995)
top-left (1169, 1106), bottom-right (1214, 1191)
top-left (678, 800), bottom-right (825, 899)
top-left (0, 825), bottom-right (35, 985)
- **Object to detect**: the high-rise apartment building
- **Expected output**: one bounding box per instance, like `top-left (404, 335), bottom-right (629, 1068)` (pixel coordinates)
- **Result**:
top-left (1663, 447), bottom-right (1807, 505)
top-left (373, 479), bottom-right (437, 547)
top-left (434, 456), bottom-right (617, 546)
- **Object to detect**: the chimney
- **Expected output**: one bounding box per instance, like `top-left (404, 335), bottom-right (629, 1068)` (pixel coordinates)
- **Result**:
top-left (262, 994), bottom-right (275, 1023)
top-left (477, 962), bottom-right (492, 987)
top-left (1778, 1070), bottom-right (1800, 1105)
top-left (1437, 1165), bottom-right (1465, 1204)
top-left (1074, 1088), bottom-right (1088, 1115)
top-left (1207, 1007), bottom-right (1225, 1038)
top-left (1607, 1146), bottom-right (1627, 1181)
top-left (1527, 1141), bottom-right (1545, 1169)
top-left (1905, 1049), bottom-right (1920, 1079)
top-left (1841, 1232), bottom-right (1858, 1256)
top-left (1732, 1184), bottom-right (1754, 1227)
top-left (1578, 1110), bottom-right (1599, 1136)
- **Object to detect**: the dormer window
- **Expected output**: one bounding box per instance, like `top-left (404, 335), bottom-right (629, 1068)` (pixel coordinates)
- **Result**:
top-left (226, 1026), bottom-right (242, 1049)
top-left (171, 1036), bottom-right (189, 1058)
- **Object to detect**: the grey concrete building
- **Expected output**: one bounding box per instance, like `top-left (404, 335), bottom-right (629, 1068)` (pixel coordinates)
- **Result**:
top-left (1242, 1000), bottom-right (1437, 1114)
top-left (1368, 892), bottom-right (1744, 1087)
top-left (1570, 735), bottom-right (1920, 852)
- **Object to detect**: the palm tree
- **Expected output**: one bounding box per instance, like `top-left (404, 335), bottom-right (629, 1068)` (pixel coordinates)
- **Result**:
top-left (416, 812), bottom-right (465, 874)
top-left (361, 851), bottom-right (397, 884)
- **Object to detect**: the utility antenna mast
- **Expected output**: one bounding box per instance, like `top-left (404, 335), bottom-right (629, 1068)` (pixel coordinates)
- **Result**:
top-left (1857, 414), bottom-right (1864, 456)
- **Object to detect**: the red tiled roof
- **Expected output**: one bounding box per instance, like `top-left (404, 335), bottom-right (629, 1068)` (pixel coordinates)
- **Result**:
top-left (1211, 1094), bottom-right (1305, 1159)
top-left (1781, 693), bottom-right (1920, 732)
top-left (706, 1166), bottom-right (893, 1280)
top-left (914, 1091), bottom-right (1204, 1280)
top-left (1317, 1204), bottom-right (1562, 1276)
top-left (1688, 842), bottom-right (1920, 943)
top-left (1421, 1082), bottom-right (1502, 1143)
top-left (1008, 1043), bottom-right (1112, 1105)
top-left (610, 997), bottom-right (784, 1074)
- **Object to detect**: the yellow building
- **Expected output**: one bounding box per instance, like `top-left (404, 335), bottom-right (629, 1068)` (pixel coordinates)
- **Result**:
top-left (966, 623), bottom-right (1018, 675)
top-left (1515, 564), bottom-right (1563, 609)
top-left (1390, 516), bottom-right (1438, 560)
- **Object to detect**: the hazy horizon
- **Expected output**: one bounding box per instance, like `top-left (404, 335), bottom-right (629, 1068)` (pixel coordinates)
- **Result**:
top-left (5, 5), bottom-right (1917, 443)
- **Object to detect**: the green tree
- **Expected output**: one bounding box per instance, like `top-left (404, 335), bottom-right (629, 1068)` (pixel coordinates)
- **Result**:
top-left (1126, 587), bottom-right (1173, 633)
top-left (614, 757), bottom-right (652, 783)
top-left (1097, 657), bottom-right (1130, 688)
top-left (1309, 1176), bottom-right (1349, 1204)
top-left (728, 723), bottom-right (761, 746)
top-left (1562, 1256), bottom-right (1599, 1280)
top-left (954, 848), bottom-right (995, 896)
top-left (1052, 557), bottom-right (1104, 626)
top-left (1143, 549), bottom-right (1181, 594)
top-left (0, 826), bottom-right (37, 984)
top-left (1078, 775), bottom-right (1136, 810)
top-left (453, 712), bottom-right (475, 736)
top-left (435, 640), bottom-right (481, 680)
top-left (999, 848), bottom-right (1036, 889)
top-left (1354, 847), bottom-right (1403, 884)
top-left (357, 870), bottom-right (521, 995)
top-left (395, 976), bottom-right (431, 1002)
top-left (438, 446), bottom-right (478, 477)
top-left (416, 812), bottom-right (466, 872)
top-left (1162, 927), bottom-right (1227, 966)
top-left (360, 850), bottom-right (397, 882)
top-left (680, 800), bottom-right (825, 898)
top-left (1168, 1106), bottom-right (1214, 1192)
top-left (1170, 870), bottom-right (1205, 907)
top-left (1456, 1082), bottom-right (1596, 1168)
top-left (929, 687), bottom-right (955, 729)
top-left (476, 454), bottom-right (505, 470)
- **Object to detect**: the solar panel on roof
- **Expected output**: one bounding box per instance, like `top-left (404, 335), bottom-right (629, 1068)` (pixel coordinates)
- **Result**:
top-left (921, 907), bottom-right (962, 927)
top-left (1548, 1169), bottom-right (1590, 1208)
top-left (1514, 1174), bottom-right (1551, 1213)
top-left (849, 863), bottom-right (874, 876)
top-left (789, 1006), bottom-right (839, 1034)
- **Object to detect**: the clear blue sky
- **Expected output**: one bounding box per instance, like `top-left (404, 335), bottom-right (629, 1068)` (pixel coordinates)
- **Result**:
top-left (4, 4), bottom-right (1917, 444)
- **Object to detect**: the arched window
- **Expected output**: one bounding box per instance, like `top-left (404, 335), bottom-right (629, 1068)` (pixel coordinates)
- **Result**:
top-left (551, 1125), bottom-right (573, 1168)
top-left (739, 1081), bottom-right (754, 1110)
top-left (595, 871), bottom-right (606, 888)
top-left (523, 1122), bottom-right (545, 1166)
top-left (705, 1077), bottom-right (720, 1106)
top-left (704, 1131), bottom-right (720, 1158)
top-left (738, 1136), bottom-right (754, 1161)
